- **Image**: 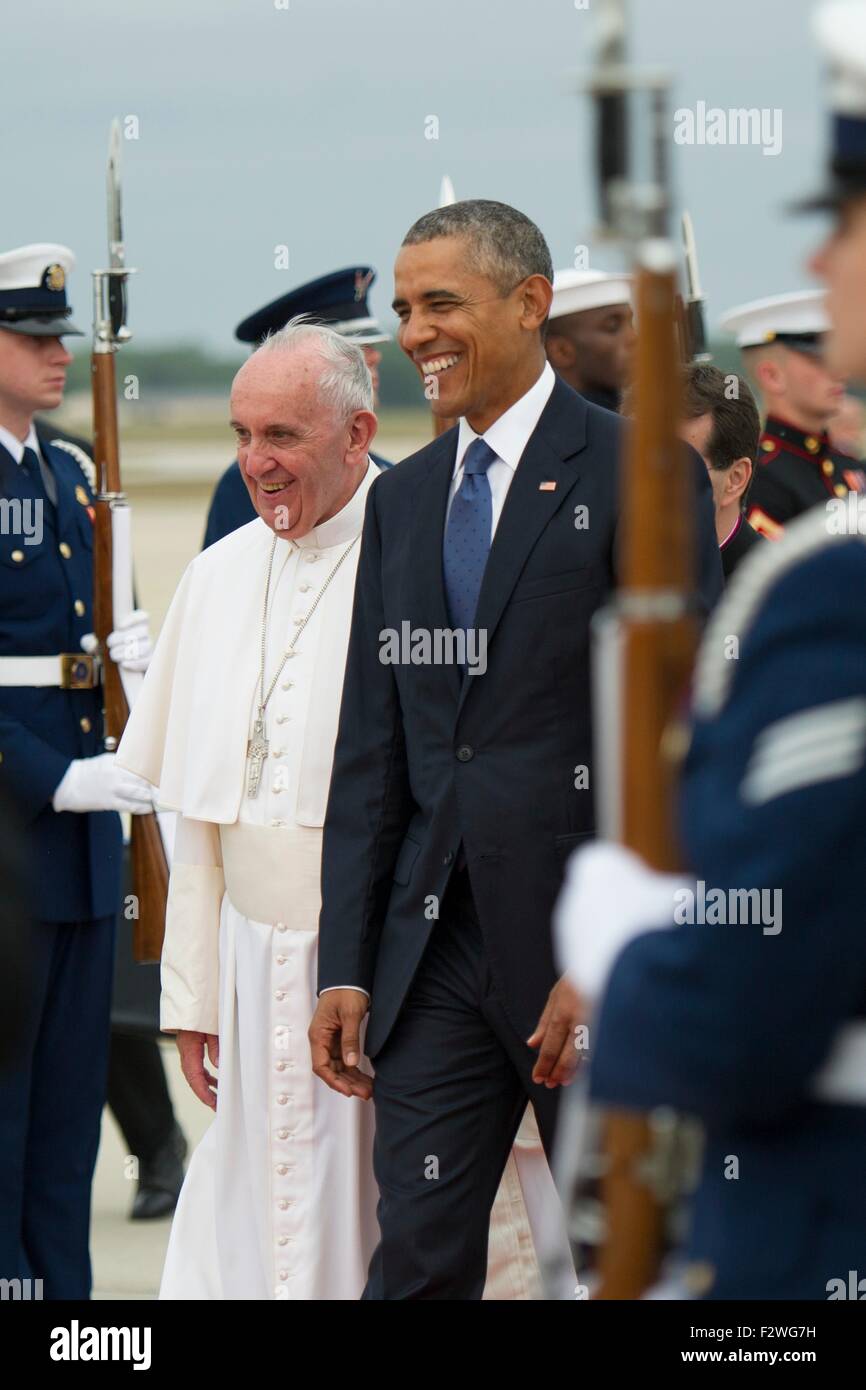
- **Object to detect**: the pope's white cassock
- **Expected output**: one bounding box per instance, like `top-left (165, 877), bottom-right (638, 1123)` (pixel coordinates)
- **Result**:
top-left (118, 460), bottom-right (573, 1300)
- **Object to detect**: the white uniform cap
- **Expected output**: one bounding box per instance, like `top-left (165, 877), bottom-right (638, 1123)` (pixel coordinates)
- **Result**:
top-left (719, 290), bottom-right (829, 351)
top-left (816, 0), bottom-right (866, 108)
top-left (0, 243), bottom-right (82, 336)
top-left (549, 269), bottom-right (633, 321)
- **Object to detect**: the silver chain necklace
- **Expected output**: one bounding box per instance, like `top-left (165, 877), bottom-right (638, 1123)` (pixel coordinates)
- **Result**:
top-left (246, 530), bottom-right (360, 797)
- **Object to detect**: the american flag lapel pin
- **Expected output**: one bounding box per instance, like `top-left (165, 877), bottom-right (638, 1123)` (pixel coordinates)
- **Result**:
top-left (539, 480), bottom-right (557, 492)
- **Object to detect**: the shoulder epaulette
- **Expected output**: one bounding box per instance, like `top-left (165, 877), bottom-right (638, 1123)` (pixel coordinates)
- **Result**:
top-left (745, 505), bottom-right (784, 540)
top-left (48, 437), bottom-right (96, 491)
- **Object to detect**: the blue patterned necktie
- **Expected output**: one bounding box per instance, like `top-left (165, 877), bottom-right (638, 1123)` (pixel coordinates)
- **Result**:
top-left (443, 436), bottom-right (497, 634)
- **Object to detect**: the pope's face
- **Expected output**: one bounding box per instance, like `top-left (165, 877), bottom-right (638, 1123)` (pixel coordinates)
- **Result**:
top-left (0, 329), bottom-right (72, 424)
top-left (230, 345), bottom-right (376, 538)
top-left (810, 195), bottom-right (866, 383)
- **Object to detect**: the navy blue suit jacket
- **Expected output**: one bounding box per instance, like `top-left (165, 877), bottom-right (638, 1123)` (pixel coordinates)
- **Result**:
top-left (0, 437), bottom-right (122, 922)
top-left (591, 514), bottom-right (866, 1298)
top-left (319, 377), bottom-right (723, 1057)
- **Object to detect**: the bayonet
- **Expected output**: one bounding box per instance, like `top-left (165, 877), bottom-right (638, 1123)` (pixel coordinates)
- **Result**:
top-left (681, 210), bottom-right (711, 361)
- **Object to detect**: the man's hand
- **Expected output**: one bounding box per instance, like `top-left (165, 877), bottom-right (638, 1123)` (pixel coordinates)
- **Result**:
top-left (309, 989), bottom-right (373, 1100)
top-left (527, 975), bottom-right (587, 1088)
top-left (176, 1030), bottom-right (219, 1109)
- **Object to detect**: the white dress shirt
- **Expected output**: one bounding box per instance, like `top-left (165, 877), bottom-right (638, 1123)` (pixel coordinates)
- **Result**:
top-left (0, 422), bottom-right (41, 466)
top-left (447, 360), bottom-right (556, 538)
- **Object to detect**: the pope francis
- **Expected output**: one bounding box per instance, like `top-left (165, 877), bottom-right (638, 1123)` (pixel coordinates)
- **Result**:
top-left (118, 320), bottom-right (570, 1300)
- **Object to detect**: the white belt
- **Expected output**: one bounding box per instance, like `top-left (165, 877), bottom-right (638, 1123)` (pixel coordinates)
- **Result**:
top-left (0, 654), bottom-right (99, 689)
top-left (219, 821), bottom-right (324, 927)
top-left (811, 1023), bottom-right (866, 1105)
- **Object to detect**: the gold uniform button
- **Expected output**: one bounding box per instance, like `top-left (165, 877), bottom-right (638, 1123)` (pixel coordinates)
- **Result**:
top-left (835, 483), bottom-right (847, 497)
top-left (0, 751), bottom-right (4, 764)
top-left (761, 439), bottom-right (775, 452)
top-left (822, 459), bottom-right (835, 476)
top-left (74, 599), bottom-right (86, 616)
top-left (805, 435), bottom-right (820, 453)
top-left (75, 485), bottom-right (89, 506)
top-left (10, 549), bottom-right (24, 563)
top-left (79, 717), bottom-right (92, 733)
top-left (59, 542), bottom-right (72, 559)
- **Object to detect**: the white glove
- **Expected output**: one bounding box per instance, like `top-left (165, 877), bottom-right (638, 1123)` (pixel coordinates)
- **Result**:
top-left (553, 841), bottom-right (692, 1005)
top-left (106, 609), bottom-right (153, 673)
top-left (53, 753), bottom-right (154, 815)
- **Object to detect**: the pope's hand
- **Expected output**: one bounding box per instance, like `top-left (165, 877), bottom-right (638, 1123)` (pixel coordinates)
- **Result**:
top-left (527, 974), bottom-right (587, 1089)
top-left (176, 1031), bottom-right (219, 1110)
top-left (106, 609), bottom-right (154, 673)
top-left (52, 753), bottom-right (154, 815)
top-left (309, 989), bottom-right (373, 1100)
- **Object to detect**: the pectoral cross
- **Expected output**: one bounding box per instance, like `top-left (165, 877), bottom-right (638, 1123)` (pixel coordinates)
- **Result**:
top-left (246, 715), bottom-right (269, 798)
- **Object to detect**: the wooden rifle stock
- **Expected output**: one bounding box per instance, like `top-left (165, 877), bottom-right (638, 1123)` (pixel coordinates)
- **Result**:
top-left (91, 350), bottom-right (169, 966)
top-left (594, 257), bottom-right (698, 1300)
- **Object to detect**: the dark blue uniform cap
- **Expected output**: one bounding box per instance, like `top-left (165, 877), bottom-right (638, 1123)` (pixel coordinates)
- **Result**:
top-left (0, 243), bottom-right (84, 337)
top-left (235, 266), bottom-right (391, 346)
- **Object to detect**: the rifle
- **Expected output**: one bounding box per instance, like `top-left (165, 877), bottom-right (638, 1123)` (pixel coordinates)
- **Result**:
top-left (91, 119), bottom-right (169, 965)
top-left (586, 0), bottom-right (700, 1299)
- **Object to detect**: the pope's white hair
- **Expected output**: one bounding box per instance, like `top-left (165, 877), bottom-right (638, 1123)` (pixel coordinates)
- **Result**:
top-left (254, 314), bottom-right (373, 419)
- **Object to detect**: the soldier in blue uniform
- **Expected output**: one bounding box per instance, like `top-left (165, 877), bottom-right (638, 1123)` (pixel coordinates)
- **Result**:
top-left (556, 0), bottom-right (866, 1300)
top-left (203, 266), bottom-right (393, 547)
top-left (0, 244), bottom-right (154, 1298)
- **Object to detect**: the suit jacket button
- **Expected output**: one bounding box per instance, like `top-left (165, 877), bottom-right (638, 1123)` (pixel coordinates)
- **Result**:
top-left (456, 744), bottom-right (474, 762)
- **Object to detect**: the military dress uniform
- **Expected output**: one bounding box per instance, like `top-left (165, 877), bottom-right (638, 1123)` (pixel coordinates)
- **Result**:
top-left (0, 245), bottom-right (151, 1298)
top-left (567, 511), bottom-right (866, 1298)
top-left (747, 415), bottom-right (866, 536)
top-left (0, 428), bottom-right (123, 1298)
top-left (204, 266), bottom-right (393, 547)
top-left (720, 289), bottom-right (866, 535)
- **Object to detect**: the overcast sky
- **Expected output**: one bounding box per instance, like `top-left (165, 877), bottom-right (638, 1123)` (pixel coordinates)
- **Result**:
top-left (4, 0), bottom-right (830, 351)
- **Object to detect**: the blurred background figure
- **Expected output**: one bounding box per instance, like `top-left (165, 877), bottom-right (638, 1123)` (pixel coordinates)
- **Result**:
top-left (203, 266), bottom-right (393, 547)
top-left (829, 390), bottom-right (866, 456)
top-left (720, 289), bottom-right (866, 535)
top-left (0, 244), bottom-right (157, 1297)
top-left (544, 268), bottom-right (634, 413)
top-left (678, 362), bottom-right (765, 579)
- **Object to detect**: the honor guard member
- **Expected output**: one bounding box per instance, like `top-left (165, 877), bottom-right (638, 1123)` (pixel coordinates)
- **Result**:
top-left (0, 245), bottom-right (154, 1299)
top-left (679, 362), bottom-right (766, 580)
top-left (720, 289), bottom-right (866, 536)
top-left (203, 266), bottom-right (393, 547)
top-left (544, 268), bottom-right (635, 414)
top-left (557, 0), bottom-right (866, 1298)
